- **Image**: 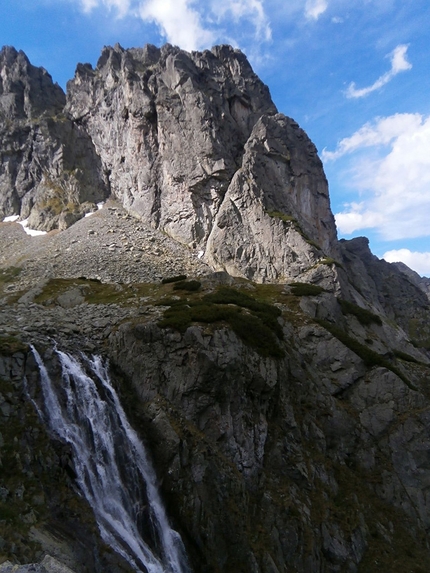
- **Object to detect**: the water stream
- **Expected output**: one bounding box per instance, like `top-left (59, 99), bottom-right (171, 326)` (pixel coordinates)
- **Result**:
top-left (31, 346), bottom-right (191, 573)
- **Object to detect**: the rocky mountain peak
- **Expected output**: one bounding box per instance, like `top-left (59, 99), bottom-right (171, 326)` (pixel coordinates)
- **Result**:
top-left (1, 43), bottom-right (339, 283)
top-left (62, 43), bottom-right (337, 281)
top-left (392, 261), bottom-right (430, 297)
top-left (0, 45), bottom-right (65, 120)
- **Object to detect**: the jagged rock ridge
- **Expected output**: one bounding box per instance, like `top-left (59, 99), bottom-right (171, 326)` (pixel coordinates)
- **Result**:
top-left (392, 260), bottom-right (430, 298)
top-left (1, 43), bottom-right (338, 282)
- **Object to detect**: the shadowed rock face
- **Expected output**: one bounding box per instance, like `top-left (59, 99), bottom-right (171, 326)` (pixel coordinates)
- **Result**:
top-left (2, 269), bottom-right (430, 573)
top-left (0, 46), bottom-right (109, 231)
top-left (0, 46), bottom-right (65, 120)
top-left (392, 260), bottom-right (430, 298)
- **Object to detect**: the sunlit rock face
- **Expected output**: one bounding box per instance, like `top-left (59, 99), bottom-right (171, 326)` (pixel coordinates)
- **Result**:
top-left (65, 43), bottom-right (338, 282)
top-left (1, 42), bottom-right (339, 280)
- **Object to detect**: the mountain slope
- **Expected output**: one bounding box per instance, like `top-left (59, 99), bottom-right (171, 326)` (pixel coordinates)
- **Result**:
top-left (1, 44), bottom-right (430, 573)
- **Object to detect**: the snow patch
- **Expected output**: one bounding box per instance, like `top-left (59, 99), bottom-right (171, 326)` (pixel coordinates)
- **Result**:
top-left (85, 201), bottom-right (105, 217)
top-left (19, 219), bottom-right (47, 237)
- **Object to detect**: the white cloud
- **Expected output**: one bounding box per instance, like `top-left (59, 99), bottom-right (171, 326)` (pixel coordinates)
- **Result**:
top-left (335, 203), bottom-right (384, 235)
top-left (74, 0), bottom-right (272, 52)
top-left (80, 0), bottom-right (130, 17)
top-left (383, 249), bottom-right (430, 277)
top-left (305, 0), bottom-right (328, 20)
top-left (80, 0), bottom-right (98, 11)
top-left (327, 113), bottom-right (430, 241)
top-left (346, 44), bottom-right (412, 98)
top-left (322, 113), bottom-right (422, 161)
top-left (215, 0), bottom-right (272, 42)
top-left (138, 0), bottom-right (214, 51)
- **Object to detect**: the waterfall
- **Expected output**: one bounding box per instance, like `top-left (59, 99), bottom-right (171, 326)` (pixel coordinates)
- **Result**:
top-left (31, 346), bottom-right (191, 573)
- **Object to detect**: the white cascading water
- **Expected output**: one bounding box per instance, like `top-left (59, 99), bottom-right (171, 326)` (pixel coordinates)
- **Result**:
top-left (31, 346), bottom-right (191, 573)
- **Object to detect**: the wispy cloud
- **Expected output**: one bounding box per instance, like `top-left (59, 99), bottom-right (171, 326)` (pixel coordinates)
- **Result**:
top-left (327, 113), bottom-right (430, 241)
top-left (80, 0), bottom-right (97, 11)
top-left (334, 203), bottom-right (383, 235)
top-left (346, 44), bottom-right (412, 98)
top-left (383, 249), bottom-right (430, 277)
top-left (322, 113), bottom-right (422, 161)
top-left (80, 0), bottom-right (130, 17)
top-left (138, 0), bottom-right (214, 51)
top-left (75, 0), bottom-right (272, 52)
top-left (215, 0), bottom-right (272, 42)
top-left (305, 0), bottom-right (328, 20)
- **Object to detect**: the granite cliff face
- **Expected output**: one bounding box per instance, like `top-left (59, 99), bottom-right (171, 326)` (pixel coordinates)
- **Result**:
top-left (1, 44), bottom-right (430, 573)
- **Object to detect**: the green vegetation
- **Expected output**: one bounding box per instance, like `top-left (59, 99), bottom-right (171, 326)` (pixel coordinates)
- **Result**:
top-left (31, 280), bottom-right (284, 357)
top-left (302, 236), bottom-right (321, 249)
top-left (161, 274), bottom-right (187, 284)
top-left (338, 299), bottom-right (383, 326)
top-left (204, 286), bottom-right (283, 338)
top-left (410, 338), bottom-right (430, 351)
top-left (0, 335), bottom-right (27, 355)
top-left (319, 257), bottom-right (344, 269)
top-left (0, 266), bottom-right (21, 282)
top-left (33, 277), bottom-right (156, 306)
top-left (316, 319), bottom-right (416, 389)
top-left (266, 209), bottom-right (296, 224)
top-left (393, 350), bottom-right (420, 364)
top-left (0, 266), bottom-right (22, 295)
top-left (173, 279), bottom-right (201, 292)
top-left (158, 286), bottom-right (284, 358)
top-left (408, 318), bottom-right (430, 350)
top-left (205, 286), bottom-right (280, 315)
top-left (289, 282), bottom-right (325, 297)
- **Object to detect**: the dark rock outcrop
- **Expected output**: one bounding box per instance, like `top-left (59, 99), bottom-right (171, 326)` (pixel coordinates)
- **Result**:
top-left (108, 313), bottom-right (430, 573)
top-left (2, 265), bottom-right (430, 572)
top-left (339, 237), bottom-right (430, 347)
top-left (392, 261), bottom-right (430, 298)
top-left (0, 46), bottom-right (65, 121)
top-left (0, 47), bottom-right (108, 231)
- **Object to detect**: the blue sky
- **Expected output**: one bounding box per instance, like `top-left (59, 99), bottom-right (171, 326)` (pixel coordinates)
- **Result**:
top-left (2, 0), bottom-right (430, 276)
